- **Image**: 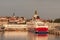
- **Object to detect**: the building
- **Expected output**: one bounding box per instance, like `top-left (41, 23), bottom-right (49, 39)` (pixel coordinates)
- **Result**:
top-left (0, 17), bottom-right (8, 25)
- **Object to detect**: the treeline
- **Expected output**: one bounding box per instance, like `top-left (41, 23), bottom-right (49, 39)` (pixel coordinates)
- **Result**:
top-left (48, 18), bottom-right (60, 23)
top-left (54, 18), bottom-right (60, 23)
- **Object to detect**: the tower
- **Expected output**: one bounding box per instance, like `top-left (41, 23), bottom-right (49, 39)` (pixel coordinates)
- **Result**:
top-left (35, 10), bottom-right (38, 15)
top-left (33, 10), bottom-right (39, 19)
top-left (12, 12), bottom-right (15, 17)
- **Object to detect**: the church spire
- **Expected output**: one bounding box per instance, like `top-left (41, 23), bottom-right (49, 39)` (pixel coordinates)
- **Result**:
top-left (32, 10), bottom-right (40, 20)
top-left (12, 12), bottom-right (15, 17)
top-left (35, 10), bottom-right (38, 15)
top-left (33, 10), bottom-right (38, 18)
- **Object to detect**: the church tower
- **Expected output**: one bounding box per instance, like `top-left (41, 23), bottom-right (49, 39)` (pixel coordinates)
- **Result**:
top-left (33, 10), bottom-right (40, 19)
top-left (12, 12), bottom-right (15, 17)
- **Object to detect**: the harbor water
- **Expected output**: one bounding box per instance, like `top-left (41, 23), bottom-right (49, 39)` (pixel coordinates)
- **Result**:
top-left (0, 31), bottom-right (60, 40)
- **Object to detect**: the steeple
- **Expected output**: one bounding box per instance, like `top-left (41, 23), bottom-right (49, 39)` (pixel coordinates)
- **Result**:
top-left (32, 10), bottom-right (40, 20)
top-left (35, 10), bottom-right (38, 15)
top-left (12, 12), bottom-right (15, 17)
top-left (33, 10), bottom-right (38, 18)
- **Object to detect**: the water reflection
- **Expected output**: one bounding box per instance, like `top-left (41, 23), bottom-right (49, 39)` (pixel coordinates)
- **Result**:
top-left (0, 31), bottom-right (28, 40)
top-left (0, 31), bottom-right (5, 40)
top-left (0, 31), bottom-right (60, 40)
top-left (48, 34), bottom-right (60, 40)
top-left (28, 32), bottom-right (48, 40)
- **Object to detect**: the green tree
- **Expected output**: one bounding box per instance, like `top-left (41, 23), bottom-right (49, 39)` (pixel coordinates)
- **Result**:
top-left (54, 18), bottom-right (60, 23)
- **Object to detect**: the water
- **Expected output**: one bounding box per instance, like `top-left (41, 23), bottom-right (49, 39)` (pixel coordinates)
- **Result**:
top-left (48, 34), bottom-right (60, 40)
top-left (0, 31), bottom-right (60, 40)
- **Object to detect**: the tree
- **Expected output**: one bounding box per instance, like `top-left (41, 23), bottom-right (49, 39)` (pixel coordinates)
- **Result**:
top-left (54, 18), bottom-right (60, 23)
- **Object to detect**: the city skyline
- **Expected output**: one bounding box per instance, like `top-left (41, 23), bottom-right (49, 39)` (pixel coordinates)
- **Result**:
top-left (0, 0), bottom-right (60, 19)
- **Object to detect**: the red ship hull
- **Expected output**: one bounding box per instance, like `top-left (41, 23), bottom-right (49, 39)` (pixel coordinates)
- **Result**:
top-left (34, 28), bottom-right (48, 34)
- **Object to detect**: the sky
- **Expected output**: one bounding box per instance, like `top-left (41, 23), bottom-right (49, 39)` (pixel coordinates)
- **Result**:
top-left (0, 0), bottom-right (60, 19)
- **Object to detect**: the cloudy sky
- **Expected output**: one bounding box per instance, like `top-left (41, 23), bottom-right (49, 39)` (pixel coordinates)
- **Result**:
top-left (0, 0), bottom-right (60, 19)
